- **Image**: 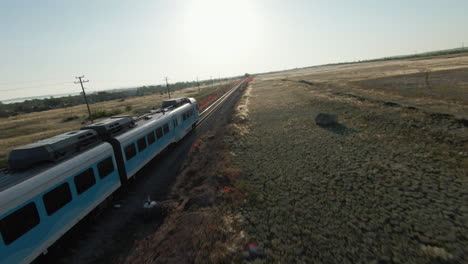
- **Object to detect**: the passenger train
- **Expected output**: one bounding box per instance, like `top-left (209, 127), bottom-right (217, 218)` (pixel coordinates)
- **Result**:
top-left (0, 97), bottom-right (199, 264)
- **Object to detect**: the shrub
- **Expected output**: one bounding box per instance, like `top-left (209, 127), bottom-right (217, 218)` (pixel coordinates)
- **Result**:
top-left (90, 109), bottom-right (123, 119)
top-left (62, 115), bottom-right (80, 122)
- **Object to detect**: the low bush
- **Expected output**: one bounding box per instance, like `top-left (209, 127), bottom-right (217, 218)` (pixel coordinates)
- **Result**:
top-left (62, 115), bottom-right (80, 122)
top-left (90, 109), bottom-right (123, 119)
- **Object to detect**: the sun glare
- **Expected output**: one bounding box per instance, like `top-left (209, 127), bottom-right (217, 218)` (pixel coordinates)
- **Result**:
top-left (182, 0), bottom-right (259, 59)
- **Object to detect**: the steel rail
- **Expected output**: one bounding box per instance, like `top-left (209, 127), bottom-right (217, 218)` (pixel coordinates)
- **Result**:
top-left (196, 79), bottom-right (246, 127)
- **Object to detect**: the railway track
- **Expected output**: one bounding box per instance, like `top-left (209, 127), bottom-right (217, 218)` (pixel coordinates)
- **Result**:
top-left (132, 78), bottom-right (246, 126)
top-left (197, 78), bottom-right (247, 126)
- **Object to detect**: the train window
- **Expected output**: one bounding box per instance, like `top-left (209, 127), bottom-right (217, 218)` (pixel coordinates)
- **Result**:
top-left (98, 157), bottom-right (114, 179)
top-left (173, 118), bottom-right (178, 128)
top-left (0, 202), bottom-right (40, 245)
top-left (147, 132), bottom-right (155, 145)
top-left (156, 128), bottom-right (163, 139)
top-left (125, 143), bottom-right (137, 160)
top-left (163, 123), bottom-right (169, 134)
top-left (137, 137), bottom-right (147, 152)
top-left (43, 183), bottom-right (72, 216)
top-left (182, 113), bottom-right (186, 121)
top-left (74, 168), bottom-right (96, 195)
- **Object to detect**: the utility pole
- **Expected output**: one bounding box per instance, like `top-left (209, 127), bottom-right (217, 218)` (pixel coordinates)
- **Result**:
top-left (164, 77), bottom-right (171, 99)
top-left (210, 76), bottom-right (213, 88)
top-left (196, 76), bottom-right (200, 93)
top-left (74, 75), bottom-right (93, 122)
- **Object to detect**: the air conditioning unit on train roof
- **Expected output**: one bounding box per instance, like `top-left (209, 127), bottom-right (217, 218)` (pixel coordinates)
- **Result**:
top-left (82, 115), bottom-right (135, 137)
top-left (8, 129), bottom-right (99, 170)
top-left (161, 98), bottom-right (191, 109)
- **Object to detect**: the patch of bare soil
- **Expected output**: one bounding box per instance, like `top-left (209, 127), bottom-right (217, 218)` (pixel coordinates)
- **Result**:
top-left (258, 54), bottom-right (468, 120)
top-left (352, 67), bottom-right (468, 118)
top-left (355, 67), bottom-right (468, 100)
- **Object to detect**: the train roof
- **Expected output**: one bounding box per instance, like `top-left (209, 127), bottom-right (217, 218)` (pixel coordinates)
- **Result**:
top-left (0, 143), bottom-right (113, 213)
top-left (84, 97), bottom-right (197, 143)
top-left (8, 129), bottom-right (100, 170)
top-left (0, 142), bottom-right (111, 194)
top-left (82, 116), bottom-right (134, 137)
top-left (161, 97), bottom-right (193, 109)
top-left (117, 100), bottom-right (195, 143)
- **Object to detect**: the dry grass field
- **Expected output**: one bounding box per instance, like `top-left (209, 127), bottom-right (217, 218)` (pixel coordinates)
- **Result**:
top-left (0, 83), bottom-right (228, 168)
top-left (264, 53), bottom-right (468, 119)
top-left (228, 55), bottom-right (468, 263)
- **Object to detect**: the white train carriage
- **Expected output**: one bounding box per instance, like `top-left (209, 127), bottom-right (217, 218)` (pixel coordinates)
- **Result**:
top-left (0, 97), bottom-right (199, 264)
top-left (84, 97), bottom-right (199, 180)
top-left (0, 130), bottom-right (120, 264)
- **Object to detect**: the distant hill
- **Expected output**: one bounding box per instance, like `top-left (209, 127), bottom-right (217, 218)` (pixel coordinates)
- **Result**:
top-left (256, 46), bottom-right (468, 76)
top-left (366, 46), bottom-right (468, 62)
top-left (0, 86), bottom-right (144, 105)
top-left (1, 92), bottom-right (81, 104)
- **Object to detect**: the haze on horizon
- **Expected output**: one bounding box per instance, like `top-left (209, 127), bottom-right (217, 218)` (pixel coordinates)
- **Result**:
top-left (1, 0), bottom-right (467, 101)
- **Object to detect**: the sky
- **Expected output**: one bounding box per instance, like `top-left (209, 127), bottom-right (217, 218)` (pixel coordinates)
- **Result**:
top-left (1, 0), bottom-right (467, 101)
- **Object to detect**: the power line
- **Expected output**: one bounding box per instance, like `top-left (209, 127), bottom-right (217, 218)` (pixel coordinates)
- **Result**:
top-left (74, 75), bottom-right (93, 122)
